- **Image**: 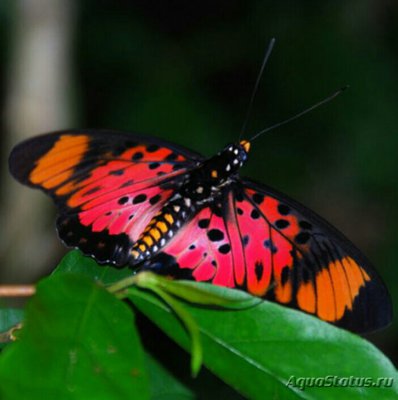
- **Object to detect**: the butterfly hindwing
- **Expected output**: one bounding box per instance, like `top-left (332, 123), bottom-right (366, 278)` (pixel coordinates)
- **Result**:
top-left (9, 129), bottom-right (203, 265)
top-left (151, 178), bottom-right (391, 333)
top-left (239, 178), bottom-right (391, 332)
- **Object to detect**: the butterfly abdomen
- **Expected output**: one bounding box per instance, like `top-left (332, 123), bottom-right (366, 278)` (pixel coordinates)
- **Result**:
top-left (130, 196), bottom-right (195, 263)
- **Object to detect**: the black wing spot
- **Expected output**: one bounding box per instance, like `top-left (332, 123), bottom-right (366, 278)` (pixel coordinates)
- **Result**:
top-left (166, 152), bottom-right (178, 161)
top-left (255, 261), bottom-right (264, 280)
top-left (250, 209), bottom-right (260, 219)
top-left (132, 151), bottom-right (144, 161)
top-left (149, 194), bottom-right (161, 205)
top-left (121, 179), bottom-right (134, 188)
top-left (243, 235), bottom-right (249, 247)
top-left (189, 244), bottom-right (196, 250)
top-left (147, 144), bottom-right (159, 153)
top-left (109, 169), bottom-right (124, 176)
top-left (253, 193), bottom-right (264, 204)
top-left (295, 232), bottom-right (311, 244)
top-left (84, 186), bottom-right (101, 195)
top-left (211, 260), bottom-right (217, 266)
top-left (218, 244), bottom-right (231, 254)
top-left (149, 162), bottom-right (160, 170)
top-left (275, 219), bottom-right (290, 229)
top-left (133, 194), bottom-right (147, 204)
top-left (198, 218), bottom-right (210, 229)
top-left (278, 204), bottom-right (291, 215)
top-left (207, 229), bottom-right (224, 242)
top-left (263, 239), bottom-right (277, 254)
top-left (237, 207), bottom-right (243, 215)
top-left (118, 196), bottom-right (129, 205)
top-left (281, 266), bottom-right (290, 285)
top-left (105, 211), bottom-right (112, 216)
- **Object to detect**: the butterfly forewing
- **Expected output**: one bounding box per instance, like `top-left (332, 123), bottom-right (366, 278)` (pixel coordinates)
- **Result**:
top-left (9, 130), bottom-right (203, 265)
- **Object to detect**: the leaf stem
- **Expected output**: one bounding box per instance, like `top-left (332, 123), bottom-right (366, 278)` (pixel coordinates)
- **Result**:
top-left (128, 284), bottom-right (203, 377)
top-left (107, 275), bottom-right (139, 294)
top-left (107, 271), bottom-right (159, 296)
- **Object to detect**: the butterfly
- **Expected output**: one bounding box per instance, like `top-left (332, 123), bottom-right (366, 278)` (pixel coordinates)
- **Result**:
top-left (9, 129), bottom-right (392, 333)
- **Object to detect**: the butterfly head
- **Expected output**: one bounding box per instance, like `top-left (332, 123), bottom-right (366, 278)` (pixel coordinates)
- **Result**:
top-left (239, 140), bottom-right (251, 153)
top-left (210, 140), bottom-right (251, 181)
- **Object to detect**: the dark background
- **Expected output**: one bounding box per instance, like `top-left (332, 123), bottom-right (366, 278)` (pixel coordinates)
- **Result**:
top-left (0, 1), bottom-right (396, 394)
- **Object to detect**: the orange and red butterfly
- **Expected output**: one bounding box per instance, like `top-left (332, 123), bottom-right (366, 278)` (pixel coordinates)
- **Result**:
top-left (9, 127), bottom-right (392, 333)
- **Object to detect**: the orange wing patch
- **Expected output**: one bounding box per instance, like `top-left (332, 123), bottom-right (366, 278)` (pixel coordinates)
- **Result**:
top-left (328, 260), bottom-right (352, 320)
top-left (315, 268), bottom-right (336, 322)
top-left (297, 282), bottom-right (316, 314)
top-left (312, 256), bottom-right (370, 322)
top-left (274, 280), bottom-right (293, 304)
top-left (30, 135), bottom-right (89, 189)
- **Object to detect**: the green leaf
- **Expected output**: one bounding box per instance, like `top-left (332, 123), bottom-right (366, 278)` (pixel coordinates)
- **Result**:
top-left (53, 250), bottom-right (132, 284)
top-left (128, 284), bottom-right (398, 400)
top-left (0, 274), bottom-right (150, 400)
top-left (146, 353), bottom-right (194, 400)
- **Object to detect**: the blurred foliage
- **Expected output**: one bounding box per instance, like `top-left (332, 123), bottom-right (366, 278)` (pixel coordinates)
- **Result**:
top-left (0, 0), bottom-right (397, 393)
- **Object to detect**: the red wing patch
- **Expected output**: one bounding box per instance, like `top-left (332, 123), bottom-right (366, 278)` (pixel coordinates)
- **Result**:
top-left (9, 130), bottom-right (203, 265)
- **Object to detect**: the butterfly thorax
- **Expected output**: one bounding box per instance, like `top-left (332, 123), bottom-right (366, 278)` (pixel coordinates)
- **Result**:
top-left (130, 140), bottom-right (251, 264)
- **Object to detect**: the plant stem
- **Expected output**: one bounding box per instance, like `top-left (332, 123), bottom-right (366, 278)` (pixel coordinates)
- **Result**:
top-left (0, 285), bottom-right (36, 297)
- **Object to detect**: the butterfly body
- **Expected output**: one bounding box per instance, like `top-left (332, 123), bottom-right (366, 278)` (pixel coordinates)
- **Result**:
top-left (9, 129), bottom-right (392, 333)
top-left (131, 140), bottom-right (250, 264)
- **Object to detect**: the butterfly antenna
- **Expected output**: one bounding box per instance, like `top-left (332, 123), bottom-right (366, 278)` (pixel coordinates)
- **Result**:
top-left (249, 86), bottom-right (349, 142)
top-left (239, 38), bottom-right (276, 140)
